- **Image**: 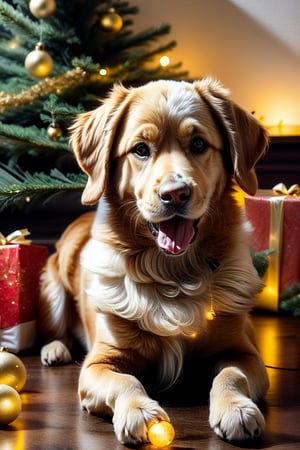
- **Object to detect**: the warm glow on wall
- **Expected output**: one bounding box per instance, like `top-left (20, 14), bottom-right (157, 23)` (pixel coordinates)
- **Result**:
top-left (254, 94), bottom-right (300, 136)
top-left (266, 123), bottom-right (300, 137)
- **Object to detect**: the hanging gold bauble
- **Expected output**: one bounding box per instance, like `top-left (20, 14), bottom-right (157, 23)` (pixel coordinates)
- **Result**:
top-left (99, 8), bottom-right (123, 34)
top-left (29, 0), bottom-right (57, 19)
top-left (0, 348), bottom-right (27, 392)
top-left (0, 385), bottom-right (22, 425)
top-left (25, 42), bottom-right (53, 79)
top-left (47, 123), bottom-right (62, 140)
top-left (148, 420), bottom-right (175, 447)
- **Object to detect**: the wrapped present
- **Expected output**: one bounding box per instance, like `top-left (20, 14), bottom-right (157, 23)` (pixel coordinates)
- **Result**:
top-left (245, 184), bottom-right (300, 311)
top-left (0, 229), bottom-right (48, 352)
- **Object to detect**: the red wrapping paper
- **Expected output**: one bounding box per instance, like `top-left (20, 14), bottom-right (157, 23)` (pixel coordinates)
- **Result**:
top-left (0, 244), bottom-right (48, 350)
top-left (245, 190), bottom-right (300, 311)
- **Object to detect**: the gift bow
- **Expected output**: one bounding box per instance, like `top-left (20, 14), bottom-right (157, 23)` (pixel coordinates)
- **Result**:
top-left (0, 228), bottom-right (31, 245)
top-left (272, 183), bottom-right (300, 196)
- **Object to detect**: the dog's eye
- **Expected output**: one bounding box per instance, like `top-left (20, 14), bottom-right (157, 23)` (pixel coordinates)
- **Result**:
top-left (190, 136), bottom-right (208, 155)
top-left (132, 142), bottom-right (151, 160)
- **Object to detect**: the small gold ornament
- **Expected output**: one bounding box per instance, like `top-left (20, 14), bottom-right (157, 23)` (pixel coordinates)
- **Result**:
top-left (148, 420), bottom-right (175, 447)
top-left (47, 122), bottom-right (62, 139)
top-left (29, 0), bottom-right (57, 19)
top-left (0, 348), bottom-right (27, 392)
top-left (99, 8), bottom-right (123, 34)
top-left (0, 385), bottom-right (22, 425)
top-left (25, 42), bottom-right (53, 79)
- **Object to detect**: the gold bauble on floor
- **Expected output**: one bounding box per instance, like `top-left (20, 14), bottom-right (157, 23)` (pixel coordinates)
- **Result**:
top-left (0, 385), bottom-right (22, 425)
top-left (0, 348), bottom-right (27, 392)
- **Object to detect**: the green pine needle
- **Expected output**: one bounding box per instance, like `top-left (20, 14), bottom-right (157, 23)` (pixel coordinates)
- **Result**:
top-left (279, 283), bottom-right (300, 316)
top-left (0, 122), bottom-right (70, 150)
top-left (251, 249), bottom-right (275, 278)
top-left (0, 164), bottom-right (87, 212)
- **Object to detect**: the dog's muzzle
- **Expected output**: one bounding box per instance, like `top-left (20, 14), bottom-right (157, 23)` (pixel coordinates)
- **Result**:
top-left (147, 178), bottom-right (199, 255)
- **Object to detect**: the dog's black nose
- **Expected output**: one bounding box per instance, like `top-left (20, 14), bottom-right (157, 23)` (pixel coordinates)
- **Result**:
top-left (159, 180), bottom-right (191, 206)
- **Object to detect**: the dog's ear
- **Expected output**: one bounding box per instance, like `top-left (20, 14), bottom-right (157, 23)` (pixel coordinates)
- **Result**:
top-left (69, 83), bottom-right (131, 205)
top-left (193, 79), bottom-right (269, 195)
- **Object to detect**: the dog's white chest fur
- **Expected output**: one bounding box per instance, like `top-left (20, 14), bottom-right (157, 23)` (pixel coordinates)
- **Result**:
top-left (80, 238), bottom-right (208, 338)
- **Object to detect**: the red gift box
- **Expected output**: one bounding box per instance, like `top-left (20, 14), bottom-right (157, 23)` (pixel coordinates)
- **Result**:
top-left (0, 237), bottom-right (48, 352)
top-left (245, 185), bottom-right (300, 311)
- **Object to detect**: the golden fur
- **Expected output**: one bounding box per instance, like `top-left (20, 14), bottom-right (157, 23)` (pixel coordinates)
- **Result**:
top-left (39, 78), bottom-right (269, 445)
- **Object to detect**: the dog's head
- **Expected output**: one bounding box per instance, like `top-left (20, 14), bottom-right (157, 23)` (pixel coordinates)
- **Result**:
top-left (70, 79), bottom-right (268, 255)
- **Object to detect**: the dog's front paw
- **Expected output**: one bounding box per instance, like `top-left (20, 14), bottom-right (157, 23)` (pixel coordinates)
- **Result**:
top-left (113, 394), bottom-right (170, 445)
top-left (209, 367), bottom-right (265, 441)
top-left (41, 340), bottom-right (72, 366)
top-left (209, 393), bottom-right (265, 441)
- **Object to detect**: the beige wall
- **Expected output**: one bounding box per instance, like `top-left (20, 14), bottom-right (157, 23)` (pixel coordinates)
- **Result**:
top-left (133, 0), bottom-right (300, 127)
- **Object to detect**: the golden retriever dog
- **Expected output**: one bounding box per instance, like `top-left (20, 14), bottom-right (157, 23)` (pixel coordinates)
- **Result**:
top-left (39, 78), bottom-right (269, 445)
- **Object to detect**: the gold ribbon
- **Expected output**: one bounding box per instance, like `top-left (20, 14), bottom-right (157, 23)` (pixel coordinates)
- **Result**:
top-left (257, 183), bottom-right (299, 310)
top-left (0, 229), bottom-right (31, 246)
top-left (272, 182), bottom-right (300, 196)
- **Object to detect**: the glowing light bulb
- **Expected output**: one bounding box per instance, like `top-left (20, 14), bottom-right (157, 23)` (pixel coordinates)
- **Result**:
top-left (148, 420), bottom-right (175, 447)
top-left (206, 309), bottom-right (216, 321)
top-left (160, 55), bottom-right (170, 67)
top-left (99, 68), bottom-right (107, 76)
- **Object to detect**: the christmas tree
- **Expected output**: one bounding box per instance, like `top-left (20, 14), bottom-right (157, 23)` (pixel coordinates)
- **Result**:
top-left (0, 0), bottom-right (187, 214)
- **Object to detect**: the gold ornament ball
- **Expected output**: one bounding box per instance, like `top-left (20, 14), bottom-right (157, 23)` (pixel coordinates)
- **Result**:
top-left (25, 43), bottom-right (53, 79)
top-left (100, 8), bottom-right (123, 34)
top-left (148, 420), bottom-right (175, 447)
top-left (47, 123), bottom-right (63, 140)
top-left (0, 348), bottom-right (27, 392)
top-left (0, 384), bottom-right (22, 425)
top-left (29, 0), bottom-right (57, 19)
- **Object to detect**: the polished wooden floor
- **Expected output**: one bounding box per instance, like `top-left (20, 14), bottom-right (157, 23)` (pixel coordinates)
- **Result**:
top-left (1, 314), bottom-right (299, 450)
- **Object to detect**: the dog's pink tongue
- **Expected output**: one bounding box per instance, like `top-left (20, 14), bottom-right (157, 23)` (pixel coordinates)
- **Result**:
top-left (158, 217), bottom-right (195, 254)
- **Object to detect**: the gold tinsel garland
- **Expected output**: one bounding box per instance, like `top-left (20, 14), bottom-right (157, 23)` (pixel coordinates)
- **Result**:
top-left (0, 67), bottom-right (87, 113)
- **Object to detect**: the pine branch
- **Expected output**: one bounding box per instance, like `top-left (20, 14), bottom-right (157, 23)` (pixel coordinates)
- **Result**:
top-left (280, 283), bottom-right (300, 316)
top-left (252, 249), bottom-right (274, 278)
top-left (120, 41), bottom-right (178, 73)
top-left (0, 122), bottom-right (70, 151)
top-left (0, 67), bottom-right (88, 114)
top-left (0, 61), bottom-right (31, 92)
top-left (0, 1), bottom-right (41, 40)
top-left (40, 94), bottom-right (85, 124)
top-left (122, 24), bottom-right (173, 49)
top-left (0, 164), bottom-right (86, 212)
top-left (0, 42), bottom-right (28, 63)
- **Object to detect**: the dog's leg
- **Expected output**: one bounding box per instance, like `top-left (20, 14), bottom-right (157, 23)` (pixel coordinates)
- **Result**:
top-left (39, 254), bottom-right (72, 366)
top-left (78, 343), bottom-right (170, 445)
top-left (209, 352), bottom-right (268, 441)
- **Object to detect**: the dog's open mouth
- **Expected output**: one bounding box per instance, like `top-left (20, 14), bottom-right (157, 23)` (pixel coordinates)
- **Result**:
top-left (149, 217), bottom-right (197, 255)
